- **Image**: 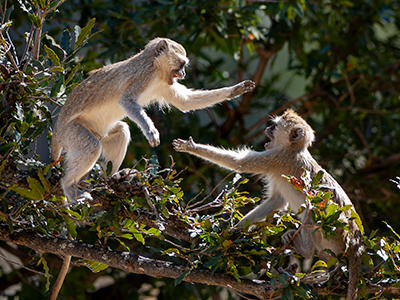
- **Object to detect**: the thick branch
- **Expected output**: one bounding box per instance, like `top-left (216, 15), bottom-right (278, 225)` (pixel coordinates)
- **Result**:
top-left (1, 225), bottom-right (399, 298)
top-left (0, 225), bottom-right (277, 299)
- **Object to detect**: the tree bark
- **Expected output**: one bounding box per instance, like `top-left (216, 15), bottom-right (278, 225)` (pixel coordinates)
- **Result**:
top-left (0, 225), bottom-right (399, 299)
top-left (0, 225), bottom-right (277, 299)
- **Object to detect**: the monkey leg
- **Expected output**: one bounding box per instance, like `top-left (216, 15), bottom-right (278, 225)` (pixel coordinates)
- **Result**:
top-left (100, 121), bottom-right (131, 174)
top-left (61, 121), bottom-right (102, 202)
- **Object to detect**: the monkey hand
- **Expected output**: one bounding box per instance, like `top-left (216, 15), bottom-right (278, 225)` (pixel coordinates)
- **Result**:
top-left (229, 80), bottom-right (256, 98)
top-left (144, 127), bottom-right (160, 147)
top-left (172, 136), bottom-right (196, 152)
top-left (281, 229), bottom-right (297, 245)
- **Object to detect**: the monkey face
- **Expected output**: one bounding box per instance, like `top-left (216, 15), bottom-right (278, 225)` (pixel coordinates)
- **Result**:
top-left (169, 58), bottom-right (188, 84)
top-left (172, 62), bottom-right (186, 80)
top-left (264, 123), bottom-right (276, 149)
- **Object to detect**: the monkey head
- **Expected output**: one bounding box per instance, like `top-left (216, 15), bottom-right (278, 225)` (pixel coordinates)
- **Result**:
top-left (264, 109), bottom-right (315, 150)
top-left (148, 37), bottom-right (189, 85)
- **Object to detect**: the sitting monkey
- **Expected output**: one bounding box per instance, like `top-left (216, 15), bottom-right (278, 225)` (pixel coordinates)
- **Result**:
top-left (51, 37), bottom-right (255, 202)
top-left (173, 109), bottom-right (362, 299)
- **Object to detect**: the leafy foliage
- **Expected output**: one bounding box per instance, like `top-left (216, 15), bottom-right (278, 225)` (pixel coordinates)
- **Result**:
top-left (1, 0), bottom-right (400, 299)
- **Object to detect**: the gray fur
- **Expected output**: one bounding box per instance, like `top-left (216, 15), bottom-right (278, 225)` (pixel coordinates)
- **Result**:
top-left (173, 109), bottom-right (362, 300)
top-left (51, 37), bottom-right (255, 202)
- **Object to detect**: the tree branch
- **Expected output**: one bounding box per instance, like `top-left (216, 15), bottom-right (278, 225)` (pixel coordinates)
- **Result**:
top-left (1, 225), bottom-right (399, 298)
top-left (0, 225), bottom-right (278, 299)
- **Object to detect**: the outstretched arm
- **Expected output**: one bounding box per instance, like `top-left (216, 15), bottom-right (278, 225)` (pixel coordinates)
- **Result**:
top-left (173, 137), bottom-right (268, 174)
top-left (166, 80), bottom-right (255, 112)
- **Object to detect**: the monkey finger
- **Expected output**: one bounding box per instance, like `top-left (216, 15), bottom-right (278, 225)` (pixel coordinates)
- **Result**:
top-left (281, 230), bottom-right (296, 245)
top-left (242, 80), bottom-right (256, 91)
top-left (172, 139), bottom-right (184, 150)
top-left (242, 82), bottom-right (255, 93)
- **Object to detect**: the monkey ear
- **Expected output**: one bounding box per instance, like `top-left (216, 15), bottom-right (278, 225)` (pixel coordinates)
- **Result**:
top-left (289, 127), bottom-right (304, 143)
top-left (156, 40), bottom-right (168, 54)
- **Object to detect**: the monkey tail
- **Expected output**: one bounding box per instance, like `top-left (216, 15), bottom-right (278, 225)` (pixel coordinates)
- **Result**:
top-left (346, 228), bottom-right (363, 300)
top-left (50, 133), bottom-right (62, 163)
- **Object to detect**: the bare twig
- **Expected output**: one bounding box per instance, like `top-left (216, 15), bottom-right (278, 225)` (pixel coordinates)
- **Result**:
top-left (21, 24), bottom-right (35, 69)
top-left (142, 186), bottom-right (159, 220)
top-left (26, 95), bottom-right (63, 107)
top-left (186, 170), bottom-right (236, 212)
top-left (349, 123), bottom-right (373, 165)
top-left (0, 252), bottom-right (49, 277)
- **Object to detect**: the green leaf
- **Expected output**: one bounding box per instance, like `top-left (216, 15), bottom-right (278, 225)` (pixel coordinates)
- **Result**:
top-left (121, 233), bottom-right (133, 239)
top-left (129, 228), bottom-right (145, 245)
top-left (38, 171), bottom-right (50, 193)
top-left (326, 257), bottom-right (338, 268)
top-left (37, 256), bottom-right (51, 291)
top-left (9, 186), bottom-right (34, 198)
top-left (81, 260), bottom-right (109, 273)
top-left (50, 73), bottom-right (64, 97)
top-left (19, 121), bottom-right (29, 135)
top-left (281, 286), bottom-right (294, 300)
top-left (311, 260), bottom-right (328, 271)
top-left (161, 248), bottom-right (180, 256)
top-left (326, 203), bottom-right (338, 217)
top-left (204, 219), bottom-right (212, 231)
top-left (351, 209), bottom-right (364, 234)
top-left (49, 66), bottom-right (64, 73)
top-left (37, 0), bottom-right (45, 9)
top-left (243, 249), bottom-right (267, 256)
top-left (312, 170), bottom-right (325, 187)
top-left (115, 237), bottom-right (131, 251)
top-left (67, 219), bottom-right (77, 239)
top-left (27, 177), bottom-right (44, 199)
top-left (61, 29), bottom-right (71, 54)
top-left (4, 5), bottom-right (14, 23)
top-left (44, 44), bottom-right (61, 66)
top-left (0, 160), bottom-right (6, 176)
top-left (369, 229), bottom-right (379, 240)
top-left (75, 18), bottom-right (95, 49)
top-left (291, 283), bottom-right (310, 298)
top-left (48, 0), bottom-right (66, 12)
top-left (361, 252), bottom-right (374, 269)
top-left (106, 161), bottom-right (113, 177)
top-left (146, 227), bottom-right (161, 236)
top-left (340, 204), bottom-right (353, 213)
top-left (28, 13), bottom-right (41, 28)
top-left (174, 268), bottom-right (190, 286)
top-left (203, 255), bottom-right (222, 268)
top-left (64, 209), bottom-right (82, 220)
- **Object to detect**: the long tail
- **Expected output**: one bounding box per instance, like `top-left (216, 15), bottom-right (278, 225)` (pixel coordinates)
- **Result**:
top-left (50, 132), bottom-right (62, 163)
top-left (347, 228), bottom-right (363, 299)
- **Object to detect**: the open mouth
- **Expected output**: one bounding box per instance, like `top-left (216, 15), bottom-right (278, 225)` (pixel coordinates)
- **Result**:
top-left (264, 136), bottom-right (273, 149)
top-left (265, 141), bottom-right (272, 149)
top-left (171, 73), bottom-right (183, 82)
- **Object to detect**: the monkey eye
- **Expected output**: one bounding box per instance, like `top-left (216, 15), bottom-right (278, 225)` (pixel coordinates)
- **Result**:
top-left (270, 124), bottom-right (277, 131)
